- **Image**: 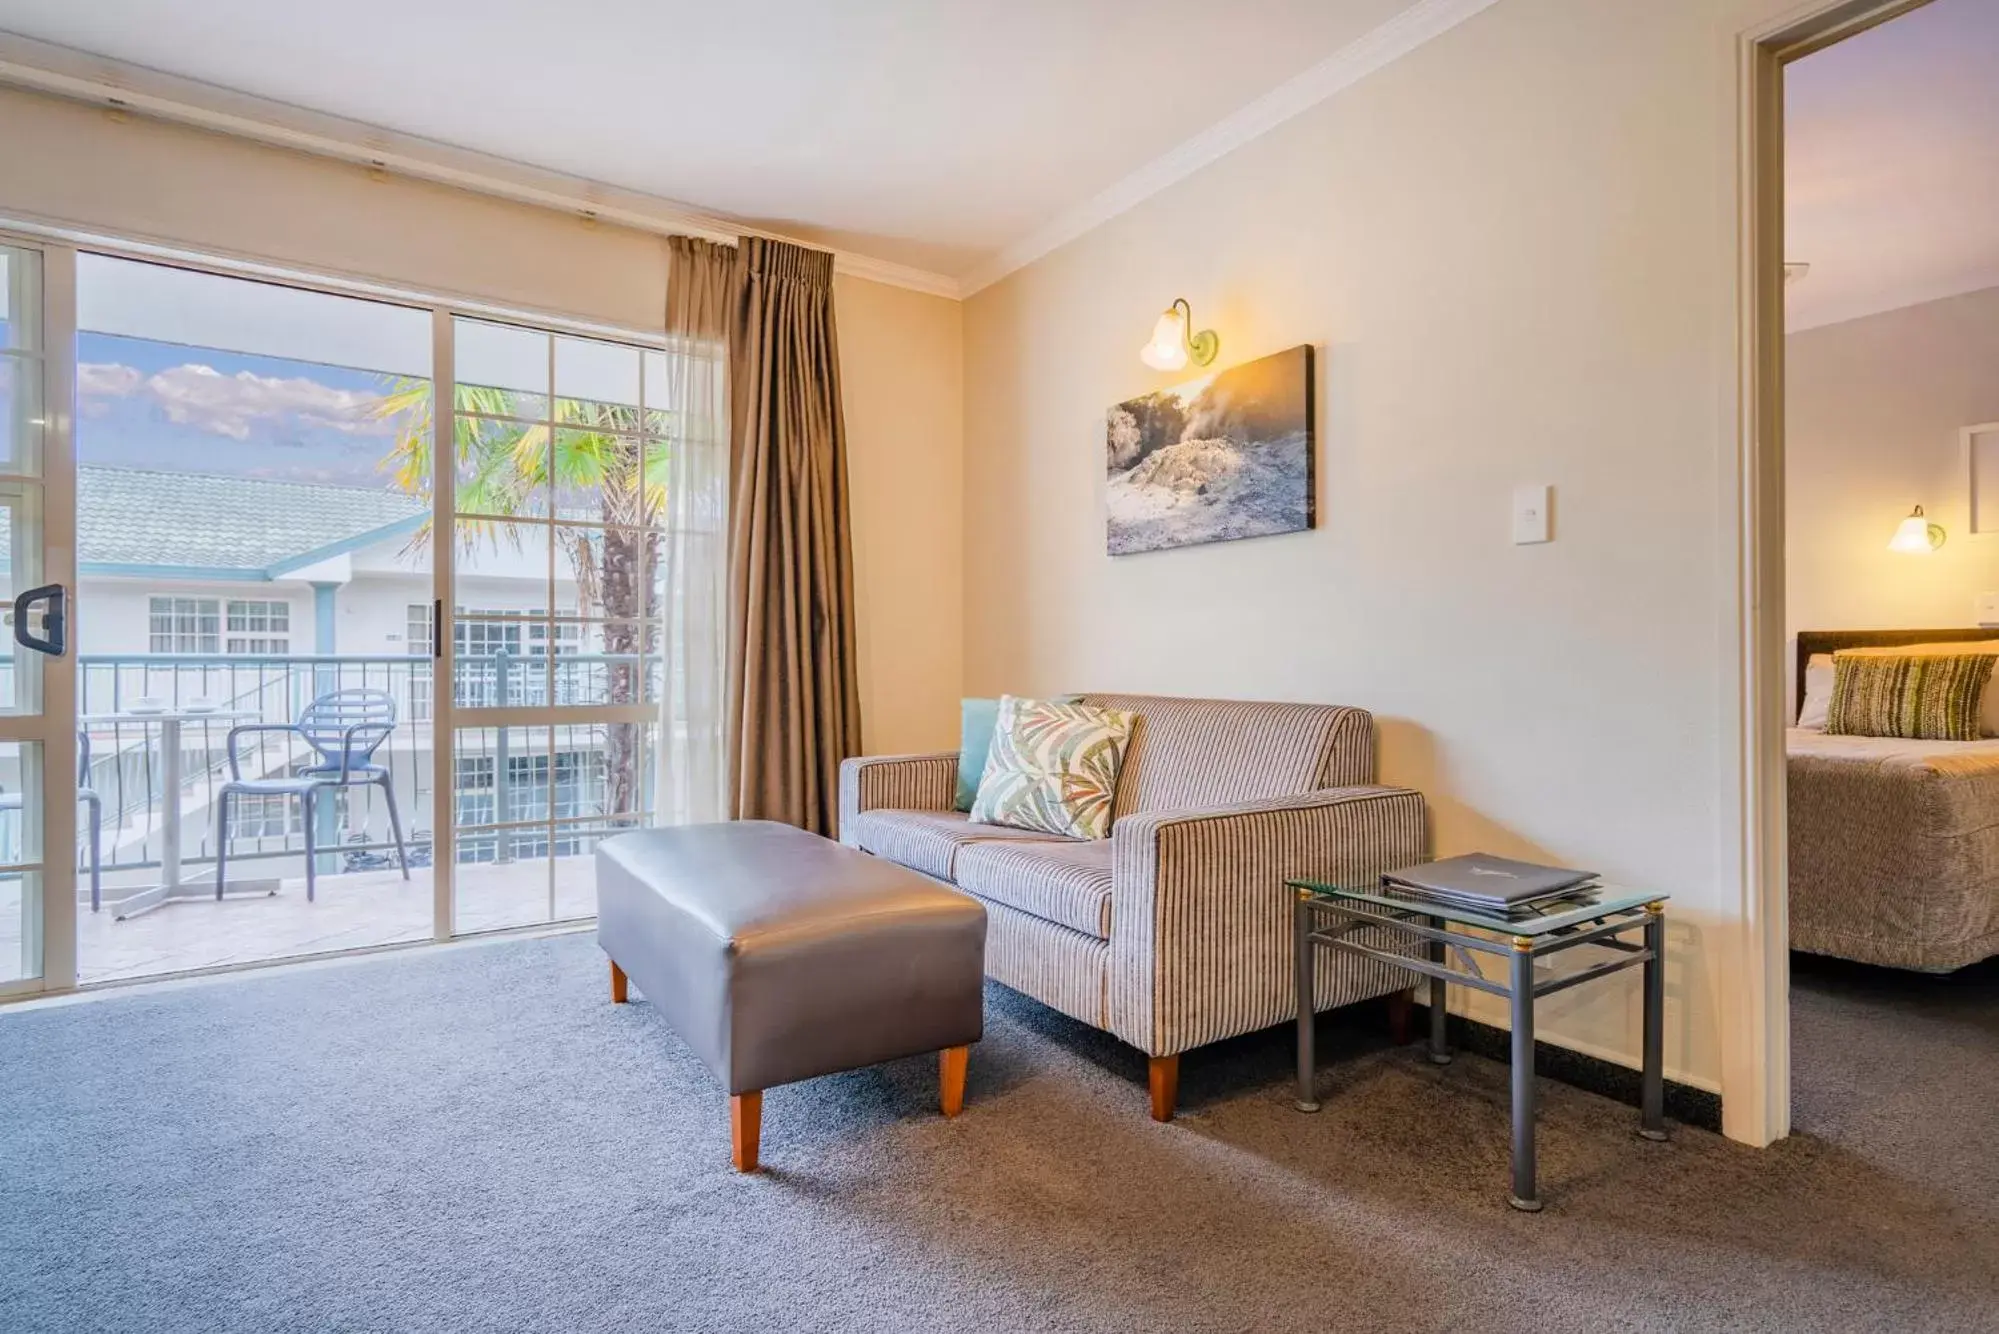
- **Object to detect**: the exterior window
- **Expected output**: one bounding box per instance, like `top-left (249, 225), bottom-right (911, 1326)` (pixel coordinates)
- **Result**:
top-left (149, 597), bottom-right (220, 654)
top-left (454, 754), bottom-right (498, 862)
top-left (406, 604), bottom-right (433, 658)
top-left (454, 755), bottom-right (496, 825)
top-left (230, 792), bottom-right (302, 839)
top-left (452, 749), bottom-right (605, 861)
top-left (456, 612), bottom-right (524, 659)
top-left (225, 600), bottom-right (290, 655)
top-left (406, 604), bottom-right (434, 722)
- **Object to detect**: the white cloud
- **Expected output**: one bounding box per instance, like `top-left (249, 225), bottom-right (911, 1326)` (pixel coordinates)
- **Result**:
top-left (76, 360), bottom-right (396, 439)
top-left (77, 363), bottom-right (143, 398)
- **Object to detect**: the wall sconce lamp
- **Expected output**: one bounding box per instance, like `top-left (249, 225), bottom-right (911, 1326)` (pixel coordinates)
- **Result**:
top-left (1887, 505), bottom-right (1946, 553)
top-left (1139, 298), bottom-right (1219, 372)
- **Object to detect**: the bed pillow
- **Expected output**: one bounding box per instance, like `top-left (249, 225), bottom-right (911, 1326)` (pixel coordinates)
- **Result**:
top-left (1797, 653), bottom-right (1835, 729)
top-left (968, 695), bottom-right (1138, 839)
top-left (1834, 641), bottom-right (1999, 736)
top-left (1825, 653), bottom-right (1996, 741)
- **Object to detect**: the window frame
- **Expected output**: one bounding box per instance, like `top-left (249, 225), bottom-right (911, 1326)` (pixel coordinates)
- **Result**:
top-left (148, 595), bottom-right (221, 655)
top-left (223, 598), bottom-right (290, 656)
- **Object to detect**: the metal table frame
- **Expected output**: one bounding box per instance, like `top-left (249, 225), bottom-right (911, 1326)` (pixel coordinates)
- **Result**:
top-left (79, 709), bottom-right (260, 919)
top-left (1291, 883), bottom-right (1668, 1211)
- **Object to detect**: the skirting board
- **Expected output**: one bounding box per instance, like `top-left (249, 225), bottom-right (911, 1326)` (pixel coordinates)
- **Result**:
top-left (1417, 1003), bottom-right (1725, 1134)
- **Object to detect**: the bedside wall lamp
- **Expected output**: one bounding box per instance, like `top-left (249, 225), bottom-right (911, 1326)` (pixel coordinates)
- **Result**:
top-left (1139, 298), bottom-right (1219, 371)
top-left (1887, 505), bottom-right (1946, 553)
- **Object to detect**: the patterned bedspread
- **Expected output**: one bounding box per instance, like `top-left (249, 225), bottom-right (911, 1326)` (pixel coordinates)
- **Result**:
top-left (1787, 728), bottom-right (1999, 971)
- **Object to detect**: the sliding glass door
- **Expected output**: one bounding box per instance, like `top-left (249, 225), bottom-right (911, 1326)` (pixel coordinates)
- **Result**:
top-left (442, 316), bottom-right (663, 933)
top-left (0, 229), bottom-right (667, 995)
top-left (0, 239), bottom-right (78, 996)
top-left (67, 254), bottom-right (437, 982)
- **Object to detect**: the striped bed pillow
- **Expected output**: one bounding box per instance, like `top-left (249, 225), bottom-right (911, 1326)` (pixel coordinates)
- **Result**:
top-left (1825, 652), bottom-right (1996, 741)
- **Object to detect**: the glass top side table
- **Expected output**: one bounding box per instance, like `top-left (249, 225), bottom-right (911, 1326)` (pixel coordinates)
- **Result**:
top-left (1289, 865), bottom-right (1669, 1212)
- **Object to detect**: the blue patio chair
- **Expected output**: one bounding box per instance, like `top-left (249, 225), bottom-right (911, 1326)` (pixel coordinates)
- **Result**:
top-left (214, 688), bottom-right (409, 902)
top-left (0, 729), bottom-right (104, 911)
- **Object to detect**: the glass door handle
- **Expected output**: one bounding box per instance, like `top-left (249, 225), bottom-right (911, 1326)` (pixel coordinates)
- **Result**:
top-left (12, 583), bottom-right (67, 657)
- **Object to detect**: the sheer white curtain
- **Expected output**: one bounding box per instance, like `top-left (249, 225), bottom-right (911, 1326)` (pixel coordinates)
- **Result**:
top-left (653, 237), bottom-right (734, 825)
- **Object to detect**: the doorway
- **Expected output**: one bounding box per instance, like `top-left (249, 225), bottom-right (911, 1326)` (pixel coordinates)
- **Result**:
top-left (1741, 0), bottom-right (1999, 1144)
top-left (1780, 0), bottom-right (1999, 1150)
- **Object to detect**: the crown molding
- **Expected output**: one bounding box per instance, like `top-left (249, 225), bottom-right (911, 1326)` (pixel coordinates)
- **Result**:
top-left (0, 31), bottom-right (964, 301)
top-left (956, 0), bottom-right (1501, 296)
top-left (0, 2), bottom-right (1498, 306)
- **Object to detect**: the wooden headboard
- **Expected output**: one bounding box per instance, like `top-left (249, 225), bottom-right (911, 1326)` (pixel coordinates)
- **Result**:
top-left (1795, 628), bottom-right (1999, 709)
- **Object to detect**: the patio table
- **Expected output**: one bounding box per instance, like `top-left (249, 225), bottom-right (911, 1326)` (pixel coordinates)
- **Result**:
top-left (80, 708), bottom-right (259, 919)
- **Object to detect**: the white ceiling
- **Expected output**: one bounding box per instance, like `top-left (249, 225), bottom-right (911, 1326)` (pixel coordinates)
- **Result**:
top-left (0, 0), bottom-right (1432, 287)
top-left (1785, 0), bottom-right (1999, 331)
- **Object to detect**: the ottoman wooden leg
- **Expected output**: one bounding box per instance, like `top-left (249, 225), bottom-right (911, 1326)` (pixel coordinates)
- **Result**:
top-left (1149, 1054), bottom-right (1180, 1123)
top-left (939, 1045), bottom-right (969, 1118)
top-left (731, 1092), bottom-right (762, 1173)
top-left (609, 960), bottom-right (628, 1004)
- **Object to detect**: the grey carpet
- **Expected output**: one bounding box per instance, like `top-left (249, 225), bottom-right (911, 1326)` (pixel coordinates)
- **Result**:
top-left (1, 934), bottom-right (1994, 1334)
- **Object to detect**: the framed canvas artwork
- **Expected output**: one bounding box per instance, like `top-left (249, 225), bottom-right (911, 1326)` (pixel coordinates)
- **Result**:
top-left (1105, 343), bottom-right (1315, 556)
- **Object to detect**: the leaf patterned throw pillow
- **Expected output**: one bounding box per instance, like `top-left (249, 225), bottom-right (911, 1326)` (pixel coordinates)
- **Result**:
top-left (968, 695), bottom-right (1139, 839)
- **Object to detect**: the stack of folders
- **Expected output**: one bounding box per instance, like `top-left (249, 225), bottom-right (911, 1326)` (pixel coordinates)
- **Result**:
top-left (1379, 854), bottom-right (1600, 918)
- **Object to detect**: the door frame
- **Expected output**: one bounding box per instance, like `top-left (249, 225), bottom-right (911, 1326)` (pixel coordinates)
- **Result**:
top-left (0, 234), bottom-right (79, 997)
top-left (1728, 0), bottom-right (1934, 1145)
top-left (0, 220), bottom-right (669, 996)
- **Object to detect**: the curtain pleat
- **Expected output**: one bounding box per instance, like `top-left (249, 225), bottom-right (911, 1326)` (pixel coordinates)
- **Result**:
top-left (724, 237), bottom-right (862, 835)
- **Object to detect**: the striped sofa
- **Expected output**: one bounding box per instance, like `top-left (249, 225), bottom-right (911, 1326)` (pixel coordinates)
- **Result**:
top-left (837, 693), bottom-right (1428, 1120)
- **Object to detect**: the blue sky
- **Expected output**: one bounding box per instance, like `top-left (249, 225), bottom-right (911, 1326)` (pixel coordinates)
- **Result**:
top-left (76, 331), bottom-right (425, 489)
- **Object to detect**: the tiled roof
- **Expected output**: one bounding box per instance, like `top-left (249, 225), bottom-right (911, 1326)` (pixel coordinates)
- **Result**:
top-left (74, 466), bottom-right (426, 573)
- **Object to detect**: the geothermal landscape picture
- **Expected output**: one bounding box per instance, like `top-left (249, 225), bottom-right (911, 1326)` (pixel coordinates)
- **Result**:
top-left (1105, 344), bottom-right (1314, 556)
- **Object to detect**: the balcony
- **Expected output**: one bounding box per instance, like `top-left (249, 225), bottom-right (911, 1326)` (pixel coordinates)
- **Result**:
top-left (5, 651), bottom-right (652, 984)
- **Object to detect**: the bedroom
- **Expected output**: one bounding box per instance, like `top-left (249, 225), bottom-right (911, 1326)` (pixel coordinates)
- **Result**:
top-left (1783, 0), bottom-right (1999, 1141)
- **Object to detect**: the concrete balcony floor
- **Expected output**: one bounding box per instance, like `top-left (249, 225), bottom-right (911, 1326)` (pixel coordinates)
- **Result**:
top-left (62, 857), bottom-right (598, 985)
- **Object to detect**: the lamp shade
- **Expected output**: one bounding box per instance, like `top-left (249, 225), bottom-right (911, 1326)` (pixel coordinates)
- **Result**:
top-left (1887, 506), bottom-right (1945, 553)
top-left (1139, 306), bottom-right (1189, 371)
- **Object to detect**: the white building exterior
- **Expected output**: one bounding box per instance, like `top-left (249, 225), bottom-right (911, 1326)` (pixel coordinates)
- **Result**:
top-left (39, 467), bottom-right (630, 908)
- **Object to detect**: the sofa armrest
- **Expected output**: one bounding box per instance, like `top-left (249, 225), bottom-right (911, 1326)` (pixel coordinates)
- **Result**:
top-left (838, 752), bottom-right (960, 844)
top-left (1107, 785), bottom-right (1428, 1057)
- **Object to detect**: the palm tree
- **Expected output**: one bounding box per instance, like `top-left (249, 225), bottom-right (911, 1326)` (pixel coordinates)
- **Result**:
top-left (375, 381), bottom-right (668, 823)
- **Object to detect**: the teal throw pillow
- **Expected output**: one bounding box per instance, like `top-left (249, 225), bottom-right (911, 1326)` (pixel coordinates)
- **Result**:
top-left (955, 698), bottom-right (1000, 812)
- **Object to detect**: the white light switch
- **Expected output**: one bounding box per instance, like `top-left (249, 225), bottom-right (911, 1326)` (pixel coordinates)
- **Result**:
top-left (1977, 592), bottom-right (1999, 627)
top-left (1512, 483), bottom-right (1552, 545)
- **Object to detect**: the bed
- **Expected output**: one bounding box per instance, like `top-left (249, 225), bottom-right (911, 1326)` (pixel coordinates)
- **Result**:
top-left (1789, 628), bottom-right (1999, 972)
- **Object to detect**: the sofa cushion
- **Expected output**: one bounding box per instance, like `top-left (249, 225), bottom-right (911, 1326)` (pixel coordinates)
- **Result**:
top-left (969, 695), bottom-right (1139, 839)
top-left (1073, 693), bottom-right (1375, 819)
top-left (846, 808), bottom-right (1070, 882)
top-left (954, 838), bottom-right (1114, 940)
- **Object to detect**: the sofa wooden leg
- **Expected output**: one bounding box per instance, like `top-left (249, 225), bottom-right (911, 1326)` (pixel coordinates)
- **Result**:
top-left (731, 1091), bottom-right (762, 1172)
top-left (939, 1045), bottom-right (969, 1118)
top-left (1387, 987), bottom-right (1412, 1045)
top-left (609, 960), bottom-right (629, 1004)
top-left (1148, 1054), bottom-right (1180, 1122)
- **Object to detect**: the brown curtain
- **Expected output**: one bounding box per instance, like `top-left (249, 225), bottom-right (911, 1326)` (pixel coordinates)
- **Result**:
top-left (721, 237), bottom-right (862, 834)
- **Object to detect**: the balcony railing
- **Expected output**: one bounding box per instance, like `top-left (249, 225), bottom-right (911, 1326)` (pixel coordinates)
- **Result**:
top-left (3, 651), bottom-right (658, 891)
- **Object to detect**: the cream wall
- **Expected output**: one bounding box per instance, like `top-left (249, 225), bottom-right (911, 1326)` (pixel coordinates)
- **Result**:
top-left (0, 85), bottom-right (963, 754)
top-left (836, 277), bottom-right (966, 754)
top-left (1787, 285), bottom-right (1999, 658)
top-left (962, 0), bottom-right (1799, 1110)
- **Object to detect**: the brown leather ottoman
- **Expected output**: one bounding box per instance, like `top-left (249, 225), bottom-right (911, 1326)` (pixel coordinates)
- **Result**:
top-left (595, 820), bottom-right (987, 1171)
